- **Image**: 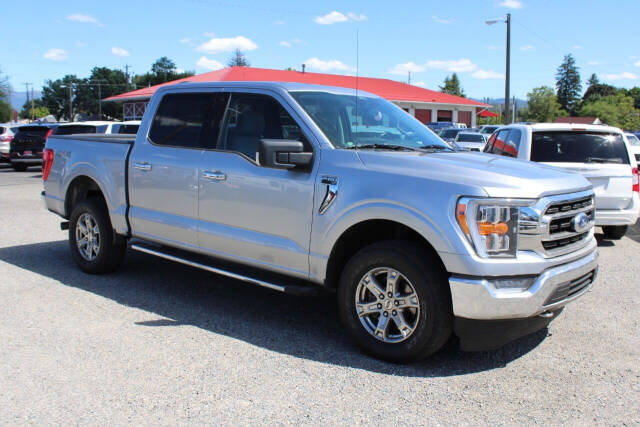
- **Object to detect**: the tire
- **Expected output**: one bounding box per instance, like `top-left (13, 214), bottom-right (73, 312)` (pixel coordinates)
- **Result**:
top-left (337, 240), bottom-right (453, 363)
top-left (69, 197), bottom-right (127, 274)
top-left (12, 163), bottom-right (27, 172)
top-left (602, 225), bottom-right (628, 240)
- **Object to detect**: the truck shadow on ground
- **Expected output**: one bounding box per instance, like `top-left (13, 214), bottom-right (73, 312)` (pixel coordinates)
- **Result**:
top-left (0, 240), bottom-right (549, 377)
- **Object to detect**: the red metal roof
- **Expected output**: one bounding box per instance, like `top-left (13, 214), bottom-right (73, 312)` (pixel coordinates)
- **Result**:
top-left (477, 110), bottom-right (499, 118)
top-left (104, 66), bottom-right (488, 107)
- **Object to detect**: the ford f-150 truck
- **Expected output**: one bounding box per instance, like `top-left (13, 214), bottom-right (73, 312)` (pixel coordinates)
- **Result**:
top-left (42, 82), bottom-right (599, 362)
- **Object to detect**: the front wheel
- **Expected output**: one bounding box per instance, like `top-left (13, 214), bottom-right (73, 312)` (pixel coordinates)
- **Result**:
top-left (69, 197), bottom-right (127, 274)
top-left (602, 225), bottom-right (628, 240)
top-left (337, 240), bottom-right (452, 363)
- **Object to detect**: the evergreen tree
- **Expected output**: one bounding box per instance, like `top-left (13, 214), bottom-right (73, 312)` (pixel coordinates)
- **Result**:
top-left (555, 54), bottom-right (582, 114)
top-left (227, 49), bottom-right (250, 67)
top-left (439, 73), bottom-right (465, 97)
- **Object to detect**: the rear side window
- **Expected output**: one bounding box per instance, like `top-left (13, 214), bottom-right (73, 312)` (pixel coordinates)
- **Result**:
top-left (149, 93), bottom-right (229, 148)
top-left (118, 125), bottom-right (139, 134)
top-left (531, 132), bottom-right (630, 164)
top-left (55, 125), bottom-right (97, 135)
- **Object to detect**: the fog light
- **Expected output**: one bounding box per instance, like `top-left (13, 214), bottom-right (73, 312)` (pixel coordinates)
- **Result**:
top-left (489, 276), bottom-right (536, 292)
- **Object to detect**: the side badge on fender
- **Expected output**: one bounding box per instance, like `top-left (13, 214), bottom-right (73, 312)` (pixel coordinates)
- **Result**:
top-left (319, 176), bottom-right (339, 214)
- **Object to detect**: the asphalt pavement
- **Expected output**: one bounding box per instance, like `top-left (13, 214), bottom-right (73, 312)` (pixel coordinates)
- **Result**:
top-left (0, 164), bottom-right (638, 424)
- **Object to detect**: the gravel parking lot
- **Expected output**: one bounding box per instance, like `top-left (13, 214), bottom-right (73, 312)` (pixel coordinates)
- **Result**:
top-left (1, 164), bottom-right (639, 425)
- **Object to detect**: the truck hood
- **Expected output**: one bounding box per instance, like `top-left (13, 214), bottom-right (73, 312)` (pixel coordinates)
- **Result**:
top-left (358, 151), bottom-right (592, 199)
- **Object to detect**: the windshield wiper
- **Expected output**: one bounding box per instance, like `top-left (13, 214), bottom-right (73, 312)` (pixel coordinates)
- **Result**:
top-left (585, 157), bottom-right (622, 164)
top-left (348, 144), bottom-right (421, 152)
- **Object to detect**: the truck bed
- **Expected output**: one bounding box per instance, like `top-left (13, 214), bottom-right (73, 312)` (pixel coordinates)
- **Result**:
top-left (52, 134), bottom-right (135, 144)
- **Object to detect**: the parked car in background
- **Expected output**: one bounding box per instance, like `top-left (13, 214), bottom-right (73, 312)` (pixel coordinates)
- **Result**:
top-left (465, 127), bottom-right (481, 133)
top-left (438, 128), bottom-right (465, 142)
top-left (111, 120), bottom-right (141, 135)
top-left (0, 125), bottom-right (16, 163)
top-left (479, 124), bottom-right (501, 134)
top-left (454, 132), bottom-right (489, 151)
top-left (43, 81), bottom-right (599, 362)
top-left (425, 122), bottom-right (467, 132)
top-left (9, 124), bottom-right (58, 171)
top-left (624, 132), bottom-right (640, 167)
top-left (485, 124), bottom-right (639, 240)
top-left (54, 121), bottom-right (115, 135)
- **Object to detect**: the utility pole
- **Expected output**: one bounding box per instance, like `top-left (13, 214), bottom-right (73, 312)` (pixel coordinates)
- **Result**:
top-left (505, 13), bottom-right (511, 124)
top-left (31, 86), bottom-right (35, 121)
top-left (408, 71), bottom-right (411, 85)
top-left (124, 64), bottom-right (131, 91)
top-left (67, 84), bottom-right (73, 121)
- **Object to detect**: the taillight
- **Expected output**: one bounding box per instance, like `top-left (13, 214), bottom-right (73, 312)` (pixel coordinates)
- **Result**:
top-left (0, 135), bottom-right (12, 142)
top-left (45, 129), bottom-right (53, 140)
top-left (42, 149), bottom-right (54, 182)
top-left (633, 167), bottom-right (639, 193)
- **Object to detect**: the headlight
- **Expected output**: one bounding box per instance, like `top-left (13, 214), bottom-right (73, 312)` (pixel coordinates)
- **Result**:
top-left (456, 198), bottom-right (533, 258)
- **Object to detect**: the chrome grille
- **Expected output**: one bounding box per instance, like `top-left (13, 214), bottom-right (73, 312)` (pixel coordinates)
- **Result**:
top-left (541, 195), bottom-right (594, 254)
top-left (548, 210), bottom-right (594, 234)
top-left (545, 196), bottom-right (593, 215)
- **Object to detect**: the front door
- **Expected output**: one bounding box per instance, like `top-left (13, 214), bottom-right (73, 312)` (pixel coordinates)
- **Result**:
top-left (198, 91), bottom-right (317, 279)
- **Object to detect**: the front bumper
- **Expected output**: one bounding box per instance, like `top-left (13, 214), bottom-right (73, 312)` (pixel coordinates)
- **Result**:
top-left (594, 194), bottom-right (640, 226)
top-left (449, 248), bottom-right (598, 320)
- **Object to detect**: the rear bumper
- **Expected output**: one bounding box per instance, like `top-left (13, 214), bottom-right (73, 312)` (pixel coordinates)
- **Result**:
top-left (595, 194), bottom-right (640, 225)
top-left (10, 157), bottom-right (42, 165)
top-left (449, 248), bottom-right (598, 320)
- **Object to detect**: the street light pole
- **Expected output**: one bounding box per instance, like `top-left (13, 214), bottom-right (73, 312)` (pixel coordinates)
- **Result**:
top-left (505, 13), bottom-right (511, 124)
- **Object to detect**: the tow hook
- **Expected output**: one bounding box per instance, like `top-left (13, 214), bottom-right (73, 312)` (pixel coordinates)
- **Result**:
top-left (537, 311), bottom-right (554, 318)
top-left (60, 221), bottom-right (69, 230)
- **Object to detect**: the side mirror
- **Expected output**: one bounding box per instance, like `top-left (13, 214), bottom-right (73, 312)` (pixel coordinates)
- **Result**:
top-left (259, 139), bottom-right (313, 169)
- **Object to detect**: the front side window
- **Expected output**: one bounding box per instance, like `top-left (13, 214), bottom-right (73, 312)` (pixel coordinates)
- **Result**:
top-left (218, 93), bottom-right (306, 162)
top-left (149, 93), bottom-right (224, 148)
top-left (531, 132), bottom-right (630, 164)
top-left (290, 91), bottom-right (451, 151)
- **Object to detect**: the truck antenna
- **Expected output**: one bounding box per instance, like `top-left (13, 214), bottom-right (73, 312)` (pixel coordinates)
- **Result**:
top-left (355, 28), bottom-right (359, 148)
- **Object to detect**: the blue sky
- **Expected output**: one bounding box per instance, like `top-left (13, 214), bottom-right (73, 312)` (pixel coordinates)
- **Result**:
top-left (2, 0), bottom-right (639, 99)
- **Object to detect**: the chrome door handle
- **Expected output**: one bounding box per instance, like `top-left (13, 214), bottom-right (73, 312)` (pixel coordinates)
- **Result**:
top-left (202, 171), bottom-right (226, 181)
top-left (134, 162), bottom-right (152, 171)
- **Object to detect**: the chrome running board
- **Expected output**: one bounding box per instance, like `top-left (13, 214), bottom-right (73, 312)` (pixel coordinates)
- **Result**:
top-left (131, 243), bottom-right (320, 296)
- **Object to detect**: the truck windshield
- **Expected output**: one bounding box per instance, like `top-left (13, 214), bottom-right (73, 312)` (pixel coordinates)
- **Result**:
top-left (290, 91), bottom-right (451, 151)
top-left (531, 131), bottom-right (630, 164)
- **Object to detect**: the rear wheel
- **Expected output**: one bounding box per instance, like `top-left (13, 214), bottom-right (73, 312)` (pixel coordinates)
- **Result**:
top-left (12, 163), bottom-right (27, 172)
top-left (337, 240), bottom-right (452, 363)
top-left (602, 225), bottom-right (628, 240)
top-left (69, 197), bottom-right (127, 274)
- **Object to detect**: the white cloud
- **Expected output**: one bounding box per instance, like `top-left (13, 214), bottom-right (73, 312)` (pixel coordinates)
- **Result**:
top-left (175, 67), bottom-right (185, 74)
top-left (279, 41), bottom-right (292, 48)
top-left (603, 72), bottom-right (638, 81)
top-left (520, 44), bottom-right (535, 51)
top-left (499, 0), bottom-right (523, 9)
top-left (314, 11), bottom-right (366, 25)
top-left (111, 46), bottom-right (129, 57)
top-left (426, 58), bottom-right (477, 73)
top-left (588, 61), bottom-right (600, 66)
top-left (43, 48), bottom-right (68, 61)
top-left (66, 13), bottom-right (102, 26)
top-left (472, 69), bottom-right (505, 79)
top-left (413, 81), bottom-right (427, 87)
top-left (389, 61), bottom-right (427, 75)
top-left (196, 56), bottom-right (225, 71)
top-left (304, 57), bottom-right (356, 72)
top-left (347, 13), bottom-right (367, 21)
top-left (634, 60), bottom-right (640, 67)
top-left (572, 45), bottom-right (583, 50)
top-left (197, 36), bottom-right (258, 54)
top-left (432, 16), bottom-right (452, 24)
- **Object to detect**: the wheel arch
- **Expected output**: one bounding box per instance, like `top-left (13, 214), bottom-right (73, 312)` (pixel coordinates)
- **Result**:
top-left (64, 175), bottom-right (107, 218)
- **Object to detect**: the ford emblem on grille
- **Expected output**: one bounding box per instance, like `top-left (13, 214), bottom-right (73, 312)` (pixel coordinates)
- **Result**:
top-left (572, 212), bottom-right (590, 233)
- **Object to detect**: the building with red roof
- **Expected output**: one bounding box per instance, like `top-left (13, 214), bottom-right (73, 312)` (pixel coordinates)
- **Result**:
top-left (105, 66), bottom-right (490, 127)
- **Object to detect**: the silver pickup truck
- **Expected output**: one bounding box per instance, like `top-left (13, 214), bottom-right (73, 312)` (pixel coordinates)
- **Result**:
top-left (42, 82), bottom-right (598, 362)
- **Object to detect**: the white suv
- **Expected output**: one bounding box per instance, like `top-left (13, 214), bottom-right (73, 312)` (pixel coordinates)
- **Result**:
top-left (484, 123), bottom-right (639, 240)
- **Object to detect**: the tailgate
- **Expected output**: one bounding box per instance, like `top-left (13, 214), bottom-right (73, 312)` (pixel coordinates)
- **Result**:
top-left (11, 127), bottom-right (50, 153)
top-left (544, 162), bottom-right (632, 209)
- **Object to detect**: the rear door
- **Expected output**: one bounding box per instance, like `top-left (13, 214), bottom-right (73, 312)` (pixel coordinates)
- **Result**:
top-left (530, 131), bottom-right (633, 209)
top-left (128, 92), bottom-right (212, 248)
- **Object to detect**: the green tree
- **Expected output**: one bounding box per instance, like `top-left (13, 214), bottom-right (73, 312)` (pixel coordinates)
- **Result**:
top-left (86, 67), bottom-right (129, 119)
top-left (42, 75), bottom-right (77, 120)
top-left (19, 98), bottom-right (49, 119)
top-left (525, 86), bottom-right (566, 123)
top-left (0, 100), bottom-right (11, 122)
top-left (0, 69), bottom-right (10, 101)
top-left (623, 87), bottom-right (640, 110)
top-left (133, 57), bottom-right (194, 88)
top-left (582, 73), bottom-right (617, 105)
top-left (439, 73), bottom-right (465, 97)
top-left (227, 49), bottom-right (250, 67)
top-left (578, 93), bottom-right (640, 130)
top-left (555, 54), bottom-right (582, 114)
